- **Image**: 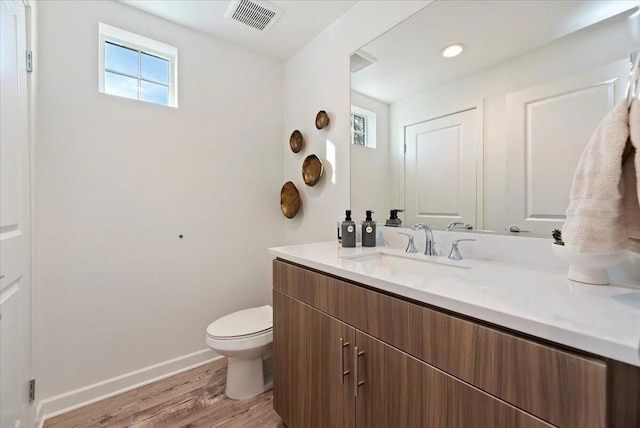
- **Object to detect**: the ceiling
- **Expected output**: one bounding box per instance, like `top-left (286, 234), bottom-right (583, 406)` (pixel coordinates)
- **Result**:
top-left (351, 0), bottom-right (640, 104)
top-left (119, 0), bottom-right (358, 61)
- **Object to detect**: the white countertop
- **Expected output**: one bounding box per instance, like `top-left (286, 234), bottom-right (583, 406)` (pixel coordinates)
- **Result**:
top-left (268, 241), bottom-right (640, 367)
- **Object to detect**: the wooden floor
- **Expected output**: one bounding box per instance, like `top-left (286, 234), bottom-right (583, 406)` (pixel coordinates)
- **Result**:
top-left (44, 358), bottom-right (283, 428)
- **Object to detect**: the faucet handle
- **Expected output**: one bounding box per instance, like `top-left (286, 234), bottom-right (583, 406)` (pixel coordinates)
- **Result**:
top-left (398, 232), bottom-right (418, 253)
top-left (448, 239), bottom-right (476, 260)
top-left (446, 222), bottom-right (474, 231)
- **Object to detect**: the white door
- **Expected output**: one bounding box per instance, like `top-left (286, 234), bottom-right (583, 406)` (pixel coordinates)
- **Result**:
top-left (506, 58), bottom-right (629, 235)
top-left (404, 108), bottom-right (481, 230)
top-left (1, 0), bottom-right (32, 427)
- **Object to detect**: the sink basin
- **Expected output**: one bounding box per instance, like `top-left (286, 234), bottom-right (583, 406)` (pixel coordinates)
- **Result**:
top-left (343, 251), bottom-right (469, 279)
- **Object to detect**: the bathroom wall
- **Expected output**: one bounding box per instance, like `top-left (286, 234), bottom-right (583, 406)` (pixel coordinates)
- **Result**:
top-left (282, 0), bottom-right (431, 245)
top-left (389, 14), bottom-right (640, 232)
top-left (35, 0), bottom-right (283, 415)
top-left (350, 91), bottom-right (391, 222)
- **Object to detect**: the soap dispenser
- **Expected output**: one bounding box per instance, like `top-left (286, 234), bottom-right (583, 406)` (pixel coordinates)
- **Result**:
top-left (362, 210), bottom-right (376, 247)
top-left (341, 210), bottom-right (356, 248)
top-left (385, 209), bottom-right (404, 227)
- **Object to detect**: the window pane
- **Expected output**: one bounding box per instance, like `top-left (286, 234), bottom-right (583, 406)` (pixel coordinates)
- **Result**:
top-left (351, 114), bottom-right (366, 145)
top-left (105, 42), bottom-right (138, 76)
top-left (140, 80), bottom-right (169, 105)
top-left (354, 115), bottom-right (365, 133)
top-left (105, 72), bottom-right (138, 100)
top-left (141, 53), bottom-right (169, 84)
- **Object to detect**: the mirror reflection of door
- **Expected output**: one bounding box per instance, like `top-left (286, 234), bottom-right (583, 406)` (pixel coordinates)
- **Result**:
top-left (404, 108), bottom-right (480, 229)
top-left (506, 59), bottom-right (629, 235)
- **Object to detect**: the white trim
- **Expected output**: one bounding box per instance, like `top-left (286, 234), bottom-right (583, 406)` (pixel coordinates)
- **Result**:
top-left (25, 1), bottom-right (38, 426)
top-left (475, 99), bottom-right (484, 231)
top-left (36, 348), bottom-right (220, 427)
top-left (98, 23), bottom-right (178, 107)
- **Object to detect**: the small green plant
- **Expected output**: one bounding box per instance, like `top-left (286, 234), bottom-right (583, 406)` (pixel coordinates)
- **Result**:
top-left (552, 229), bottom-right (564, 246)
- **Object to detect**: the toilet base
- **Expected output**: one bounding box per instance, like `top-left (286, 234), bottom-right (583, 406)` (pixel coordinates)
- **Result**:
top-left (225, 355), bottom-right (273, 400)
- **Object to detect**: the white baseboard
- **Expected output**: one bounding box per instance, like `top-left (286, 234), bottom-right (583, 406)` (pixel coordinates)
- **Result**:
top-left (36, 348), bottom-right (221, 427)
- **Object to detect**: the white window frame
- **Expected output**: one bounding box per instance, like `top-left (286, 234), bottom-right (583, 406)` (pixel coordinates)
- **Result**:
top-left (351, 105), bottom-right (377, 148)
top-left (98, 23), bottom-right (178, 108)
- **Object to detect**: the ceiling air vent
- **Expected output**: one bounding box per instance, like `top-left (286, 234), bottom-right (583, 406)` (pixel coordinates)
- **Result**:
top-left (351, 50), bottom-right (378, 73)
top-left (224, 0), bottom-right (283, 32)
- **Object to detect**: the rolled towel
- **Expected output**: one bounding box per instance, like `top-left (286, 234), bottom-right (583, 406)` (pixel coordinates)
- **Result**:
top-left (562, 101), bottom-right (629, 254)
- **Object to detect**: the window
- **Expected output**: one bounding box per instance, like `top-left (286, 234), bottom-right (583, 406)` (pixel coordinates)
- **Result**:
top-left (351, 113), bottom-right (367, 146)
top-left (99, 23), bottom-right (177, 107)
top-left (351, 106), bottom-right (377, 148)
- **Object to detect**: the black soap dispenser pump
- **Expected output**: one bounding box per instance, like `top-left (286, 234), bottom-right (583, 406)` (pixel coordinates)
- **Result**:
top-left (385, 209), bottom-right (404, 227)
top-left (341, 210), bottom-right (356, 248)
top-left (362, 210), bottom-right (376, 247)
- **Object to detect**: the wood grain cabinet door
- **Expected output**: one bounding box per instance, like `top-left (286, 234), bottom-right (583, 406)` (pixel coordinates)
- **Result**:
top-left (354, 330), bottom-right (448, 427)
top-left (354, 331), bottom-right (551, 428)
top-left (273, 290), bottom-right (355, 428)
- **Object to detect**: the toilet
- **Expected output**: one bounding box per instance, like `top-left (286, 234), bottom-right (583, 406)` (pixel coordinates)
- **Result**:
top-left (205, 305), bottom-right (273, 399)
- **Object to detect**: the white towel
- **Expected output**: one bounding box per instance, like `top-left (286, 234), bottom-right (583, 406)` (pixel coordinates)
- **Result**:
top-left (562, 101), bottom-right (630, 254)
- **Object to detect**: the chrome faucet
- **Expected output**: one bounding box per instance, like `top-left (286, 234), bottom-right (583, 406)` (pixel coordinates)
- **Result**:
top-left (445, 221), bottom-right (473, 232)
top-left (411, 223), bottom-right (437, 256)
top-left (398, 232), bottom-right (417, 253)
top-left (448, 239), bottom-right (476, 260)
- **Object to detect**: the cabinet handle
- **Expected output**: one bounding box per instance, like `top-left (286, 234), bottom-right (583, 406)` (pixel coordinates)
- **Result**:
top-left (353, 346), bottom-right (365, 397)
top-left (340, 338), bottom-right (350, 384)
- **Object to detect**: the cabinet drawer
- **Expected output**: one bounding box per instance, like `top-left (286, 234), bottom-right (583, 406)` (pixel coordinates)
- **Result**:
top-left (273, 259), bottom-right (607, 428)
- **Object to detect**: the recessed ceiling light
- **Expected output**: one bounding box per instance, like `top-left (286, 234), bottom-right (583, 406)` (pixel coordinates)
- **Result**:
top-left (441, 43), bottom-right (466, 58)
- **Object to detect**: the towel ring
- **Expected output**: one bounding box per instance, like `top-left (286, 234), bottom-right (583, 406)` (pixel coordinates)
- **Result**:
top-left (626, 52), bottom-right (640, 108)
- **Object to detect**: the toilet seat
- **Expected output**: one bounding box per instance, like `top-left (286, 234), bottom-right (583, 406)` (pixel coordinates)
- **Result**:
top-left (206, 305), bottom-right (272, 340)
top-left (206, 329), bottom-right (273, 353)
top-left (208, 328), bottom-right (272, 340)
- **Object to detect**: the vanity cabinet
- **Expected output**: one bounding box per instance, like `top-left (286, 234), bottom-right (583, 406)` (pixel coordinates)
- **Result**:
top-left (273, 259), bottom-right (640, 428)
top-left (274, 290), bottom-right (548, 428)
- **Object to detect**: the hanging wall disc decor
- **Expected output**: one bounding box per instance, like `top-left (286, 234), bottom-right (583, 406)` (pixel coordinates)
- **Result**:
top-left (302, 154), bottom-right (323, 186)
top-left (315, 110), bottom-right (330, 129)
top-left (280, 181), bottom-right (301, 218)
top-left (289, 130), bottom-right (304, 153)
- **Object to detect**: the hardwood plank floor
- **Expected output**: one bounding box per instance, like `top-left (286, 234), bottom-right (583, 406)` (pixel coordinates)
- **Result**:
top-left (44, 359), bottom-right (283, 428)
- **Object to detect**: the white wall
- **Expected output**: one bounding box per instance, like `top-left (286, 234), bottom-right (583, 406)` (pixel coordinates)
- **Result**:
top-left (282, 1), bottom-right (431, 244)
top-left (35, 0), bottom-right (283, 411)
top-left (350, 91), bottom-right (390, 223)
top-left (389, 14), bottom-right (640, 232)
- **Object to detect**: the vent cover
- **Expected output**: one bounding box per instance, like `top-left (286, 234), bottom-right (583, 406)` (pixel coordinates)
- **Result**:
top-left (350, 50), bottom-right (378, 73)
top-left (224, 0), bottom-right (283, 32)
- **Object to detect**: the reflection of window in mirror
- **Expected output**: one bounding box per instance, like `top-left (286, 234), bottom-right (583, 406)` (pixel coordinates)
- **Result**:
top-left (350, 106), bottom-right (377, 148)
top-left (351, 114), bottom-right (366, 145)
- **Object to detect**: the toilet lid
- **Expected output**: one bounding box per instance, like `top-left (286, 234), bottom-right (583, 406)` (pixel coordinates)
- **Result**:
top-left (207, 305), bottom-right (273, 339)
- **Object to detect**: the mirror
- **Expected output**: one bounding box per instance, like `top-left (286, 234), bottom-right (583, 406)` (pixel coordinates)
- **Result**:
top-left (350, 0), bottom-right (640, 235)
